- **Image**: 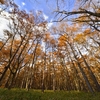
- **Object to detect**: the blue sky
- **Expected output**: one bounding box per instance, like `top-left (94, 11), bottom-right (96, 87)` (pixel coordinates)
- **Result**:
top-left (14, 0), bottom-right (75, 22)
top-left (14, 0), bottom-right (55, 21)
top-left (0, 0), bottom-right (75, 37)
top-left (0, 0), bottom-right (75, 39)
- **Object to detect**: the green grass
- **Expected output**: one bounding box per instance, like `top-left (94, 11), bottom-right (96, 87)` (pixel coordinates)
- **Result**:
top-left (0, 88), bottom-right (100, 100)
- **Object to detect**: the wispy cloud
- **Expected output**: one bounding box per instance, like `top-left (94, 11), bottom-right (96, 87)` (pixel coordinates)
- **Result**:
top-left (47, 23), bottom-right (53, 29)
top-left (22, 2), bottom-right (26, 6)
top-left (47, 19), bottom-right (53, 29)
top-left (43, 13), bottom-right (48, 20)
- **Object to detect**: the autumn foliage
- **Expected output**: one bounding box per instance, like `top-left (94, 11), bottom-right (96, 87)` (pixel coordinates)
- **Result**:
top-left (0, 0), bottom-right (100, 93)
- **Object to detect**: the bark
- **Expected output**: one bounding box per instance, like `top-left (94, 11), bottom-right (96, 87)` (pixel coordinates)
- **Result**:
top-left (56, 10), bottom-right (100, 18)
top-left (77, 46), bottom-right (100, 92)
top-left (67, 41), bottom-right (94, 93)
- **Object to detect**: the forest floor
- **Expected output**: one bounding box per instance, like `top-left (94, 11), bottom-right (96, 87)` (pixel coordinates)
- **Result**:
top-left (0, 88), bottom-right (100, 100)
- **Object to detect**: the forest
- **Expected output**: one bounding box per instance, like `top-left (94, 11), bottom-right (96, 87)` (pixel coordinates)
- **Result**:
top-left (0, 0), bottom-right (100, 99)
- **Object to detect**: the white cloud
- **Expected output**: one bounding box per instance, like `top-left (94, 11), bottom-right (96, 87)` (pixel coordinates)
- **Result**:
top-left (0, 10), bottom-right (10, 39)
top-left (41, 41), bottom-right (45, 51)
top-left (0, 16), bottom-right (10, 38)
top-left (47, 22), bottom-right (53, 29)
top-left (47, 20), bottom-right (53, 29)
top-left (22, 2), bottom-right (26, 6)
top-left (43, 13), bottom-right (48, 20)
top-left (9, 7), bottom-right (13, 12)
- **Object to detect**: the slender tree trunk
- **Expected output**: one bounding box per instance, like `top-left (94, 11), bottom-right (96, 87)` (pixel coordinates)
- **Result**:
top-left (4, 72), bottom-right (12, 88)
top-left (41, 69), bottom-right (45, 93)
top-left (0, 65), bottom-right (10, 84)
top-left (67, 42), bottom-right (94, 93)
top-left (52, 73), bottom-right (56, 91)
top-left (77, 46), bottom-right (100, 92)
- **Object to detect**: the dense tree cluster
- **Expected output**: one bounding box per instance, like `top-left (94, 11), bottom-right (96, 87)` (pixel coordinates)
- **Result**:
top-left (0, 0), bottom-right (100, 93)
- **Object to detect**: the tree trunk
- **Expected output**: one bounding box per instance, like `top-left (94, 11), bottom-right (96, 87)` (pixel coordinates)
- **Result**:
top-left (67, 42), bottom-right (94, 93)
top-left (77, 46), bottom-right (100, 92)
